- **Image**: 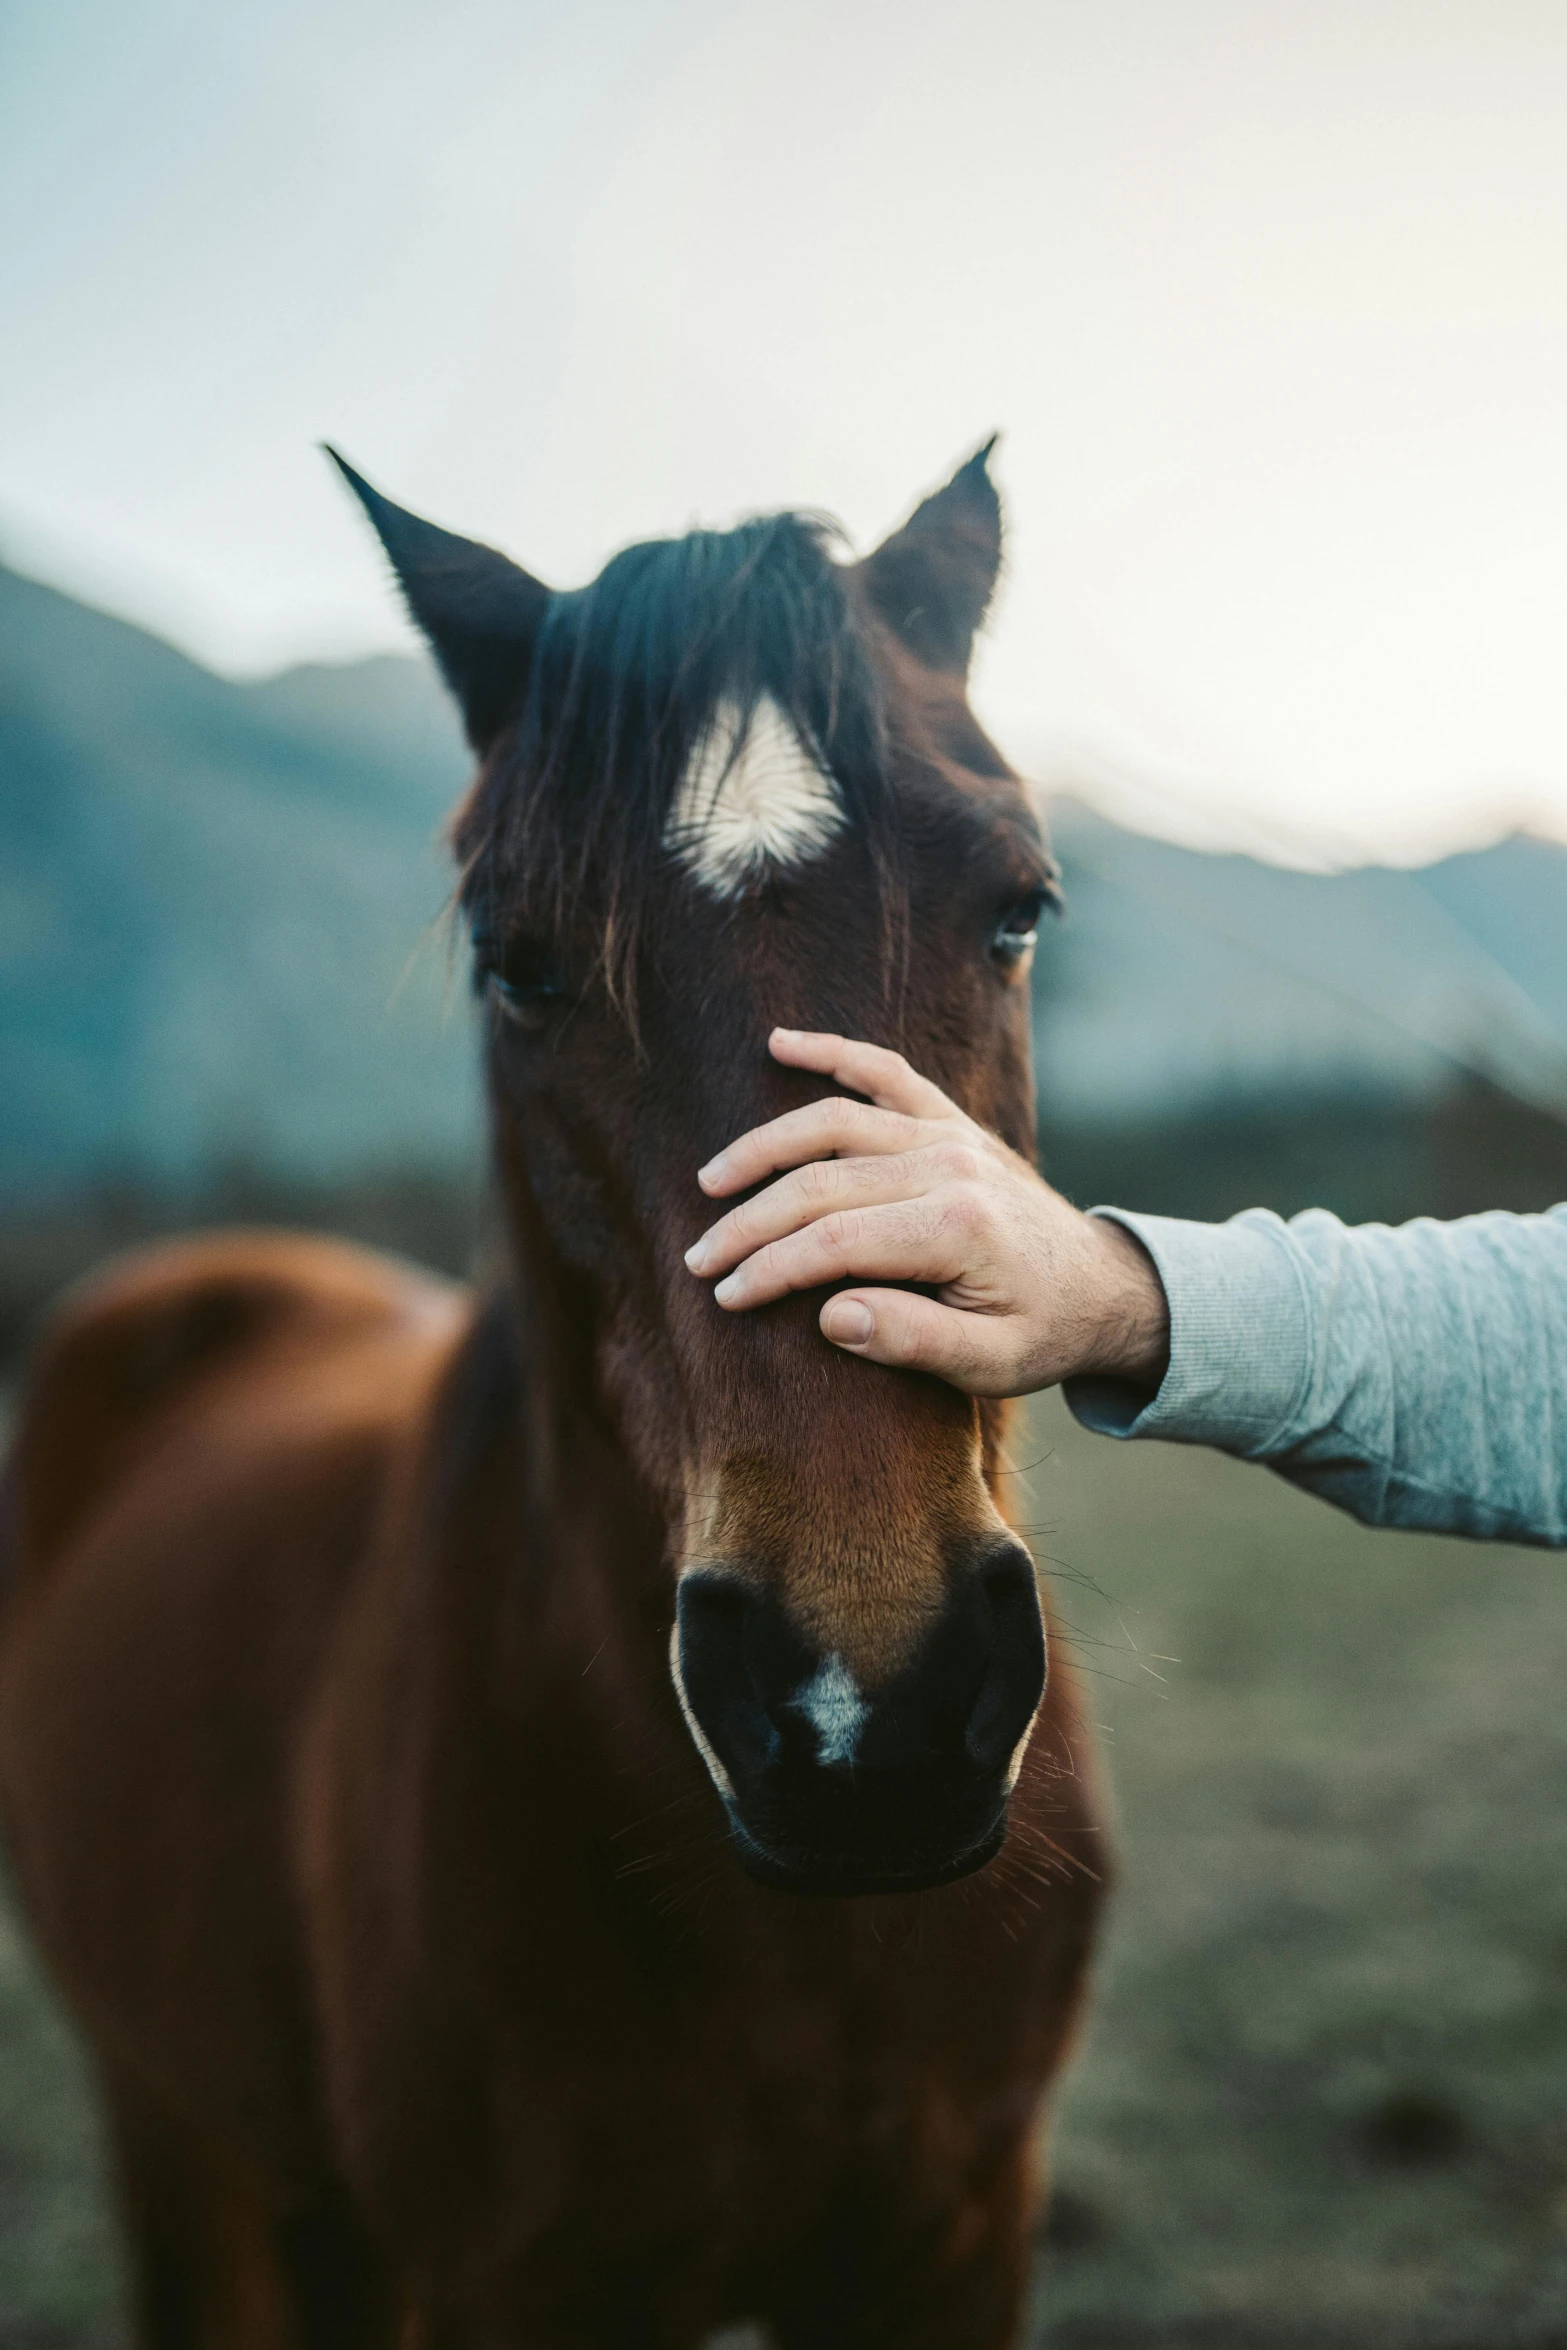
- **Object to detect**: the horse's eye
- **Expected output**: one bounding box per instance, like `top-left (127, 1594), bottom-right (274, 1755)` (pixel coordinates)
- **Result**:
top-left (472, 931), bottom-right (571, 1028)
top-left (991, 888), bottom-right (1049, 969)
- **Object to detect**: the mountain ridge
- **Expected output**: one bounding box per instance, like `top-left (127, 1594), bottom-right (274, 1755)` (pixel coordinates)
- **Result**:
top-left (5, 560), bottom-right (1566, 1209)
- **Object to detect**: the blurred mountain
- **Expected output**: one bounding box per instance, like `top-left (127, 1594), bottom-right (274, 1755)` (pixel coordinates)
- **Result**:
top-left (4, 561), bottom-right (1567, 1217)
top-left (0, 562), bottom-right (478, 1205)
top-left (1036, 803), bottom-right (1567, 1126)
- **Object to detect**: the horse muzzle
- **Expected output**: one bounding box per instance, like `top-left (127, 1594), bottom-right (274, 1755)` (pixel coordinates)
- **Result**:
top-left (672, 1538), bottom-right (1046, 1897)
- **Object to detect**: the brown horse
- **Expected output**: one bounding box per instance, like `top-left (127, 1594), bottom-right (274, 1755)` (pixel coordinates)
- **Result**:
top-left (0, 447), bottom-right (1108, 2348)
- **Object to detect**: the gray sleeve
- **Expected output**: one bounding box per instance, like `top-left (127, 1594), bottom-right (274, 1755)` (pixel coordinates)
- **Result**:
top-left (1063, 1203), bottom-right (1567, 1548)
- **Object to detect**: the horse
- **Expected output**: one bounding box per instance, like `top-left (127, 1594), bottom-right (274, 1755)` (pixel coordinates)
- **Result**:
top-left (0, 445), bottom-right (1109, 2348)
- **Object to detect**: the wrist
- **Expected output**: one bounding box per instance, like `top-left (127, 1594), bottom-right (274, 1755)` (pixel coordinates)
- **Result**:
top-left (1075, 1215), bottom-right (1170, 1385)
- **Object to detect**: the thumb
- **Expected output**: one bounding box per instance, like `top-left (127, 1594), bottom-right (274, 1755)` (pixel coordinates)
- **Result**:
top-left (819, 1290), bottom-right (1017, 1396)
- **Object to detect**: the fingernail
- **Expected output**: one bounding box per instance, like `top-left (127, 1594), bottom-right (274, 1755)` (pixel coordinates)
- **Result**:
top-left (684, 1238), bottom-right (709, 1272)
top-left (713, 1274), bottom-right (741, 1306)
top-left (698, 1154), bottom-right (729, 1188)
top-left (772, 1026), bottom-right (801, 1039)
top-left (825, 1301), bottom-right (874, 1347)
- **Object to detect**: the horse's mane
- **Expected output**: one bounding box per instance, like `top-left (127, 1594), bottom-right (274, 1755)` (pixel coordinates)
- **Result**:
top-left (455, 513), bottom-right (902, 1007)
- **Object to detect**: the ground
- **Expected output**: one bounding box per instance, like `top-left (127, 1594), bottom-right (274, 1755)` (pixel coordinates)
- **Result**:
top-left (1029, 1392), bottom-right (1567, 2348)
top-left (3, 1393), bottom-right (1566, 2345)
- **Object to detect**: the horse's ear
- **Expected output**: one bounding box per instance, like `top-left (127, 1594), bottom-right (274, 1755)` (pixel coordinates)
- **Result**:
top-left (858, 439), bottom-right (1002, 677)
top-left (325, 448), bottom-right (550, 754)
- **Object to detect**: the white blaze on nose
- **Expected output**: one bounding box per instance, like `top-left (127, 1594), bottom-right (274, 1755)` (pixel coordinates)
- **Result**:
top-left (665, 695), bottom-right (845, 897)
top-left (792, 1652), bottom-right (868, 1769)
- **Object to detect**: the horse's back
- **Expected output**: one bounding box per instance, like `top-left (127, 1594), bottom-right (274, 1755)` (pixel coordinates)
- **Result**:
top-left (0, 1230), bottom-right (465, 2156)
top-left (4, 1228), bottom-right (462, 1586)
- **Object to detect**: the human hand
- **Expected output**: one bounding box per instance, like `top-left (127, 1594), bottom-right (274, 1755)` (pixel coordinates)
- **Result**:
top-left (685, 1029), bottom-right (1170, 1398)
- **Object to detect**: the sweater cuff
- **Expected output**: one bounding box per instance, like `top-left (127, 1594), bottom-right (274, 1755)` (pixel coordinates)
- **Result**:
top-left (1063, 1208), bottom-right (1313, 1452)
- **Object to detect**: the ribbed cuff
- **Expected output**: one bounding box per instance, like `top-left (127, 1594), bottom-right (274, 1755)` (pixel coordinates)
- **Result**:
top-left (1063, 1208), bottom-right (1314, 1453)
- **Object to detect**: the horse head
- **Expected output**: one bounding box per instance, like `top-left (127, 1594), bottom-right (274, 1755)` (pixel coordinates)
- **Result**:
top-left (335, 445), bottom-right (1057, 1896)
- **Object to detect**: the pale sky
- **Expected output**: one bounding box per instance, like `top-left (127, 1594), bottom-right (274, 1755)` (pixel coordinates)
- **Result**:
top-left (5, 0), bottom-right (1567, 867)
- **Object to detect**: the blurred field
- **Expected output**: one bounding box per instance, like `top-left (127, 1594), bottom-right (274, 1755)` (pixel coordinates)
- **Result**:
top-left (3, 1386), bottom-right (1567, 2345)
top-left (1028, 1391), bottom-right (1567, 2349)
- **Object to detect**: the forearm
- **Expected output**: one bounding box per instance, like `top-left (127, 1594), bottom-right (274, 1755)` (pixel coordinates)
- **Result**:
top-left (1065, 1204), bottom-right (1567, 1549)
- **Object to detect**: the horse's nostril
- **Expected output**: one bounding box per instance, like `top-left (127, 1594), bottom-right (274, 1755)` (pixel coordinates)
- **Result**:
top-left (962, 1544), bottom-right (1047, 1772)
top-left (675, 1572), bottom-right (782, 1784)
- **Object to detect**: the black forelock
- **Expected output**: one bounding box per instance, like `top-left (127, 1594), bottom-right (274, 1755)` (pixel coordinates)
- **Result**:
top-left (455, 511), bottom-right (897, 998)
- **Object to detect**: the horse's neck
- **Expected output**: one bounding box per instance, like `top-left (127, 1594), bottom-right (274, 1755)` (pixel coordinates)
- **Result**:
top-left (446, 1266), bottom-right (677, 1734)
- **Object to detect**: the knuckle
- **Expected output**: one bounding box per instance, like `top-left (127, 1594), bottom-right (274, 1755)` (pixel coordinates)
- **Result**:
top-left (963, 1179), bottom-right (996, 1227)
top-left (940, 1142), bottom-right (984, 1184)
top-left (819, 1210), bottom-right (858, 1256)
top-left (801, 1158), bottom-right (840, 1205)
top-left (752, 1239), bottom-right (785, 1285)
top-left (940, 1184), bottom-right (985, 1237)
